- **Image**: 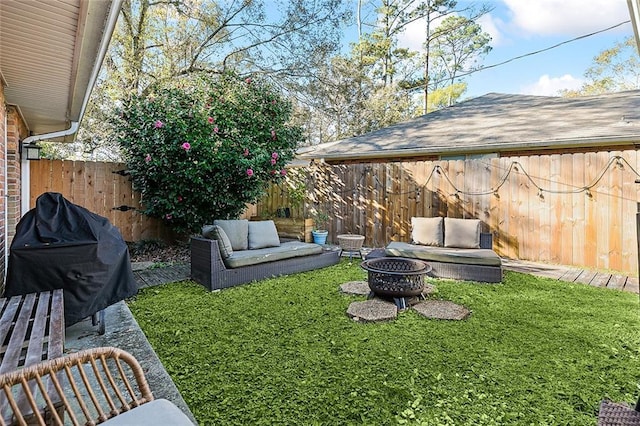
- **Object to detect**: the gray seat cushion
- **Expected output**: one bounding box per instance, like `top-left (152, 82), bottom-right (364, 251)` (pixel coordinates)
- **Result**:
top-left (248, 220), bottom-right (281, 249)
top-left (101, 399), bottom-right (193, 425)
top-left (385, 241), bottom-right (501, 267)
top-left (213, 219), bottom-right (249, 251)
top-left (202, 225), bottom-right (234, 258)
top-left (224, 241), bottom-right (323, 268)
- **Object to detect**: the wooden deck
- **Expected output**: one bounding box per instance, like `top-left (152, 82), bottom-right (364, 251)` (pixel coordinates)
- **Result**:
top-left (502, 259), bottom-right (639, 293)
top-left (133, 264), bottom-right (190, 289)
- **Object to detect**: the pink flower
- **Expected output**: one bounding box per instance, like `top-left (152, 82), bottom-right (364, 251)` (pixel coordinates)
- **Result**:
top-left (280, 169), bottom-right (287, 176)
top-left (154, 120), bottom-right (164, 129)
top-left (270, 158), bottom-right (277, 165)
top-left (144, 154), bottom-right (151, 163)
top-left (181, 142), bottom-right (191, 151)
top-left (271, 99), bottom-right (276, 105)
top-left (246, 168), bottom-right (254, 177)
top-left (177, 196), bottom-right (183, 202)
top-left (245, 77), bottom-right (252, 84)
top-left (243, 148), bottom-right (249, 157)
top-left (165, 214), bottom-right (172, 220)
top-left (271, 129), bottom-right (276, 140)
top-left (207, 116), bottom-right (214, 124)
top-left (213, 126), bottom-right (219, 134)
top-left (271, 152), bottom-right (278, 159)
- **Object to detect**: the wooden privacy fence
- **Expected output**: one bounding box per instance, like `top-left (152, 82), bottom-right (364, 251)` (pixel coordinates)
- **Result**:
top-left (29, 152), bottom-right (640, 275)
top-left (259, 150), bottom-right (640, 275)
top-left (30, 160), bottom-right (172, 242)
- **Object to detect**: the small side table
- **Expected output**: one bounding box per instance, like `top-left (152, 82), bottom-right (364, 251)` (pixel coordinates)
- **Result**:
top-left (337, 234), bottom-right (365, 260)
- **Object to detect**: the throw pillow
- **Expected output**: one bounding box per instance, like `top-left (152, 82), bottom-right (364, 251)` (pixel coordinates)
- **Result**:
top-left (202, 224), bottom-right (216, 240)
top-left (202, 225), bottom-right (233, 259)
top-left (411, 217), bottom-right (444, 246)
top-left (444, 217), bottom-right (480, 249)
top-left (213, 219), bottom-right (249, 251)
top-left (248, 220), bottom-right (281, 249)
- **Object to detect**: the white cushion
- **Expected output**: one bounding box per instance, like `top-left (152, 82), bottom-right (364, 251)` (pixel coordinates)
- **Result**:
top-left (101, 399), bottom-right (193, 425)
top-left (248, 220), bottom-right (281, 249)
top-left (411, 217), bottom-right (444, 246)
top-left (444, 218), bottom-right (480, 249)
top-left (213, 219), bottom-right (248, 251)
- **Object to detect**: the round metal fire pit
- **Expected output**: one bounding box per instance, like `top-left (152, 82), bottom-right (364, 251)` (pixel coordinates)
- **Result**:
top-left (361, 257), bottom-right (431, 298)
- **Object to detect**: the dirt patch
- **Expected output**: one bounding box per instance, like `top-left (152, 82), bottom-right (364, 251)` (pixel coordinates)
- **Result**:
top-left (127, 241), bottom-right (190, 264)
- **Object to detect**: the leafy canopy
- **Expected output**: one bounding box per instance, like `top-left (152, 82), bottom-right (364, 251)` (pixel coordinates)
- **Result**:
top-left (111, 73), bottom-right (302, 234)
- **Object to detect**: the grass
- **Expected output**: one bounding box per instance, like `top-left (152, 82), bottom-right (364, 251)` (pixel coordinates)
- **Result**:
top-left (128, 261), bottom-right (640, 425)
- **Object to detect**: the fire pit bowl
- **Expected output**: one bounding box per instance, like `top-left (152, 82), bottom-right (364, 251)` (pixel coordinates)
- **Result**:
top-left (361, 257), bottom-right (431, 298)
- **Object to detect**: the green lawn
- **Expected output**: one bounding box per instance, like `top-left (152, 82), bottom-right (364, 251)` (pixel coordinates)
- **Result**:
top-left (128, 261), bottom-right (640, 425)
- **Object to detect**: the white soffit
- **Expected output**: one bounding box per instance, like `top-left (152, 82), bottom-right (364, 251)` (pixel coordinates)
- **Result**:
top-left (0, 0), bottom-right (115, 136)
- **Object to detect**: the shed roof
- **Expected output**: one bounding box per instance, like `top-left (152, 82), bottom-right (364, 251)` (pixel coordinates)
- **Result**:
top-left (303, 90), bottom-right (640, 162)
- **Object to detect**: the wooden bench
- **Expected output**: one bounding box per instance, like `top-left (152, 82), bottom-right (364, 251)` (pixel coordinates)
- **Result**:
top-left (0, 289), bottom-right (65, 373)
top-left (0, 290), bottom-right (65, 423)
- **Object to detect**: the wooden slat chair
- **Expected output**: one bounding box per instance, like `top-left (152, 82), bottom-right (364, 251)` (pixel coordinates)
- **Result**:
top-left (0, 347), bottom-right (192, 425)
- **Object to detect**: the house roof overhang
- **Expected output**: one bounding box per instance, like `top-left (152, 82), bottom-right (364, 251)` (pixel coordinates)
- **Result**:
top-left (628, 0), bottom-right (640, 54)
top-left (0, 0), bottom-right (122, 141)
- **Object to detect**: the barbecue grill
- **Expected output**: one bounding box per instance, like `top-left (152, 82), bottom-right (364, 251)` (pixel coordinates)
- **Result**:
top-left (5, 193), bottom-right (138, 332)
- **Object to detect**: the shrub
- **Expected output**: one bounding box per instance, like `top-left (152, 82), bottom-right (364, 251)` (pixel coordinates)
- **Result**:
top-left (111, 73), bottom-right (302, 234)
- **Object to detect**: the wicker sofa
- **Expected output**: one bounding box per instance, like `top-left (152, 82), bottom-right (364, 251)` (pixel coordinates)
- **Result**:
top-left (384, 217), bottom-right (502, 283)
top-left (191, 219), bottom-right (340, 291)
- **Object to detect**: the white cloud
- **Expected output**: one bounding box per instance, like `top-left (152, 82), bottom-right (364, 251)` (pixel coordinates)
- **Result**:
top-left (397, 13), bottom-right (448, 52)
top-left (503, 0), bottom-right (630, 36)
top-left (396, 6), bottom-right (510, 51)
top-left (398, 17), bottom-right (428, 51)
top-left (477, 13), bottom-right (504, 46)
top-left (520, 74), bottom-right (584, 96)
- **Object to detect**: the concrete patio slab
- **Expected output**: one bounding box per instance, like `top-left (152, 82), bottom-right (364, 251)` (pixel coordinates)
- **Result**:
top-left (339, 281), bottom-right (370, 295)
top-left (347, 299), bottom-right (397, 322)
top-left (64, 264), bottom-right (196, 424)
top-left (413, 300), bottom-right (471, 321)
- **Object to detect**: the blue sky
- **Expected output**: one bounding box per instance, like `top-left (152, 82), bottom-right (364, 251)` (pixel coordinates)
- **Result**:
top-left (344, 0), bottom-right (634, 98)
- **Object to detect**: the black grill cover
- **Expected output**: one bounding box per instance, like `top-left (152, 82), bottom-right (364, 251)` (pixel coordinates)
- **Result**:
top-left (5, 192), bottom-right (138, 325)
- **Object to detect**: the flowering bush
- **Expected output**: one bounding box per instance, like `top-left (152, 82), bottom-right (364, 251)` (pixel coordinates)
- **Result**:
top-left (111, 73), bottom-right (302, 235)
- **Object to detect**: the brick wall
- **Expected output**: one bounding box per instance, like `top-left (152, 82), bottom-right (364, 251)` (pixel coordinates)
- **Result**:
top-left (0, 85), bottom-right (29, 287)
top-left (0, 86), bottom-right (6, 286)
top-left (6, 106), bottom-right (27, 246)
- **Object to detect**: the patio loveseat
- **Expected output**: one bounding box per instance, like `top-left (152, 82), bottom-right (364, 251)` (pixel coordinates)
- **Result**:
top-left (384, 217), bottom-right (502, 283)
top-left (191, 219), bottom-right (340, 291)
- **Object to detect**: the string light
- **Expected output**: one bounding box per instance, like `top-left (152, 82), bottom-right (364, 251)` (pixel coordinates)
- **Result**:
top-left (323, 155), bottom-right (639, 199)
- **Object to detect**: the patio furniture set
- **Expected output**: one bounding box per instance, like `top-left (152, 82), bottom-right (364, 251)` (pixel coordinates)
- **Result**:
top-left (191, 216), bottom-right (504, 292)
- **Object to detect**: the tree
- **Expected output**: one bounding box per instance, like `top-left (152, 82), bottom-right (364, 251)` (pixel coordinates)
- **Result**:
top-left (110, 73), bottom-right (303, 235)
top-left (561, 36), bottom-right (640, 97)
top-left (429, 15), bottom-right (491, 106)
top-left (55, 0), bottom-right (350, 160)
